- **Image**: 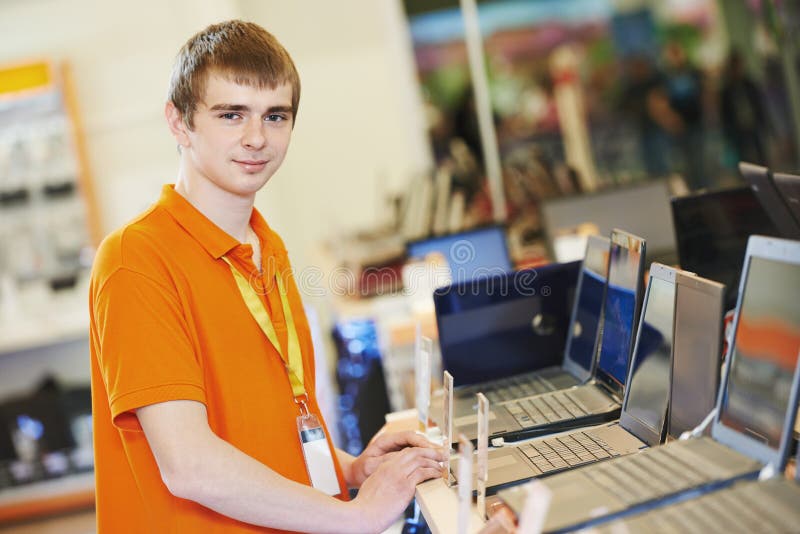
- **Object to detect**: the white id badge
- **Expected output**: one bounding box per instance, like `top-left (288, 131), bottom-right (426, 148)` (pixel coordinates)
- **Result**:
top-left (297, 413), bottom-right (340, 496)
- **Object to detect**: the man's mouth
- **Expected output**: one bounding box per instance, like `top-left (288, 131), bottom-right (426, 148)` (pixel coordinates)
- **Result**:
top-left (233, 159), bottom-right (268, 171)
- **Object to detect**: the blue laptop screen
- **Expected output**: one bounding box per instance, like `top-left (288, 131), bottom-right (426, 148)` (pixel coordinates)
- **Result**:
top-left (623, 276), bottom-right (675, 433)
top-left (597, 237), bottom-right (643, 386)
top-left (719, 256), bottom-right (800, 449)
top-left (564, 237), bottom-right (609, 373)
top-left (407, 226), bottom-right (511, 283)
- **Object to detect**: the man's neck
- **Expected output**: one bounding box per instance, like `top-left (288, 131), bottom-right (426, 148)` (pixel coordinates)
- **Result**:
top-left (174, 172), bottom-right (254, 243)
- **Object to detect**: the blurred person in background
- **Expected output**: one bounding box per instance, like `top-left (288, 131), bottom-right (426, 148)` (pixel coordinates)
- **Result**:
top-left (620, 55), bottom-right (680, 178)
top-left (89, 20), bottom-right (442, 534)
top-left (663, 41), bottom-right (707, 189)
top-left (720, 49), bottom-right (769, 166)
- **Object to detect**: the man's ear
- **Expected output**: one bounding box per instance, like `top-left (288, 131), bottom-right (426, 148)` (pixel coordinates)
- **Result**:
top-left (165, 101), bottom-right (191, 147)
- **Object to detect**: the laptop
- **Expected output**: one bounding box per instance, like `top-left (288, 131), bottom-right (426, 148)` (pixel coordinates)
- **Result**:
top-left (440, 234), bottom-right (610, 419)
top-left (453, 230), bottom-right (646, 442)
top-left (433, 259), bottom-right (581, 391)
top-left (740, 162), bottom-right (800, 240)
top-left (406, 225), bottom-right (512, 284)
top-left (671, 185), bottom-right (779, 310)
top-left (596, 416), bottom-right (800, 533)
top-left (540, 179), bottom-right (677, 265)
top-left (498, 235), bottom-right (800, 533)
top-left (668, 272), bottom-right (725, 438)
top-left (452, 263), bottom-right (676, 495)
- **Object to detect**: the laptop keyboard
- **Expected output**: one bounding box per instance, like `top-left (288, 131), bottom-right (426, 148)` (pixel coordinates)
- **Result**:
top-left (520, 431), bottom-right (619, 475)
top-left (484, 374), bottom-right (553, 404)
top-left (505, 391), bottom-right (588, 427)
top-left (583, 446), bottom-right (719, 506)
top-left (675, 488), bottom-right (794, 534)
top-left (609, 484), bottom-right (798, 534)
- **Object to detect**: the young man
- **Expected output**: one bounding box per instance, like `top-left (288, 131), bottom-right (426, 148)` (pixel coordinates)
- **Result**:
top-left (89, 20), bottom-right (443, 533)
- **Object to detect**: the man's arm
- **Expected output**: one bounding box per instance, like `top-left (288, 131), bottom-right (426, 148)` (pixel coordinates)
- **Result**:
top-left (137, 400), bottom-right (442, 534)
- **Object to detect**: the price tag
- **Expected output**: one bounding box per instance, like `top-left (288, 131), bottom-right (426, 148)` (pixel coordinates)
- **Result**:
top-left (415, 329), bottom-right (433, 432)
top-left (443, 370), bottom-right (455, 485)
top-left (517, 480), bottom-right (552, 534)
top-left (476, 392), bottom-right (489, 519)
top-left (457, 434), bottom-right (474, 534)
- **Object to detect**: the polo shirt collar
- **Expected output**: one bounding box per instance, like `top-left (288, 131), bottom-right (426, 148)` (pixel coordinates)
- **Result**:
top-left (158, 185), bottom-right (285, 263)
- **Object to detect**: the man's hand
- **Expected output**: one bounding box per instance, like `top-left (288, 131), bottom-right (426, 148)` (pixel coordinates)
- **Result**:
top-left (349, 446), bottom-right (444, 533)
top-left (345, 431), bottom-right (442, 488)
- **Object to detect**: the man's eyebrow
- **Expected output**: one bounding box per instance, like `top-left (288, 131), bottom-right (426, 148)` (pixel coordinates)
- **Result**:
top-left (266, 106), bottom-right (293, 115)
top-left (207, 103), bottom-right (293, 115)
top-left (208, 103), bottom-right (250, 112)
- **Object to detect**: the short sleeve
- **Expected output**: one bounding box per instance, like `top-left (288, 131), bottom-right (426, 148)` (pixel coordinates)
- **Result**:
top-left (93, 268), bottom-right (206, 431)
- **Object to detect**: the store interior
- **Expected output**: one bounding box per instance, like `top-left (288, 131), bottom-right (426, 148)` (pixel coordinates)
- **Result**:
top-left (1, 0), bottom-right (799, 532)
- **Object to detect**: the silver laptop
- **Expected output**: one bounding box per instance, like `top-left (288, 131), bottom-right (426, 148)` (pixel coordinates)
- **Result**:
top-left (668, 272), bottom-right (725, 438)
top-left (498, 235), bottom-right (800, 532)
top-left (453, 230), bottom-right (646, 443)
top-left (597, 392), bottom-right (800, 534)
top-left (442, 234), bottom-right (610, 420)
top-left (452, 263), bottom-right (676, 494)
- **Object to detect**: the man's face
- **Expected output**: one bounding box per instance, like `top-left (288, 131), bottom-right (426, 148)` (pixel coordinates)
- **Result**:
top-left (181, 73), bottom-right (294, 198)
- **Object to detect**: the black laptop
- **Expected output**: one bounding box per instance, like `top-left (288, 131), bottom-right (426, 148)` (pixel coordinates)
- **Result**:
top-left (437, 234), bottom-right (610, 421)
top-left (453, 230), bottom-right (646, 442)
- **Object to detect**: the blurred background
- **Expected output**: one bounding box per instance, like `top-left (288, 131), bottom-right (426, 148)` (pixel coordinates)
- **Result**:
top-left (0, 0), bottom-right (797, 531)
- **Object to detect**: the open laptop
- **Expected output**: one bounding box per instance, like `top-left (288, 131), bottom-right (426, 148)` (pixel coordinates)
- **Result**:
top-left (671, 185), bottom-right (779, 310)
top-left (452, 263), bottom-right (676, 495)
top-left (596, 425), bottom-right (800, 534)
top-left (441, 234), bottom-right (610, 419)
top-left (406, 225), bottom-right (512, 284)
top-left (540, 179), bottom-right (677, 265)
top-left (432, 260), bottom-right (581, 392)
top-left (740, 161), bottom-right (800, 240)
top-left (498, 235), bottom-right (800, 533)
top-left (668, 272), bottom-right (725, 438)
top-left (453, 230), bottom-right (646, 442)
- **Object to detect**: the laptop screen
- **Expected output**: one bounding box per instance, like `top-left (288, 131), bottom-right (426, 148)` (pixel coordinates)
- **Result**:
top-left (596, 231), bottom-right (645, 390)
top-left (672, 186), bottom-right (779, 310)
top-left (406, 226), bottom-right (512, 284)
top-left (434, 261), bottom-right (580, 386)
top-left (719, 256), bottom-right (800, 450)
top-left (669, 275), bottom-right (724, 438)
top-left (562, 235), bottom-right (609, 376)
top-left (622, 273), bottom-right (675, 436)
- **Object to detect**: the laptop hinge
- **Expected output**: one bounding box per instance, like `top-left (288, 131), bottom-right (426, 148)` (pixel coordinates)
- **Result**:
top-left (593, 379), bottom-right (623, 404)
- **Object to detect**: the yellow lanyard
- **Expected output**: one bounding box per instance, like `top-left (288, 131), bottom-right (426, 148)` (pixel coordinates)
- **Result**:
top-left (222, 257), bottom-right (306, 400)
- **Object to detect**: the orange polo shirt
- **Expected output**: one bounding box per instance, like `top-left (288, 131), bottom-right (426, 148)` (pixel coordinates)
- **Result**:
top-left (89, 185), bottom-right (347, 533)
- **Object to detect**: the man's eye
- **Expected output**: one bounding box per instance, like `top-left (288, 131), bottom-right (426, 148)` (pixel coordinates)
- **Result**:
top-left (220, 112), bottom-right (241, 120)
top-left (266, 114), bottom-right (286, 122)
